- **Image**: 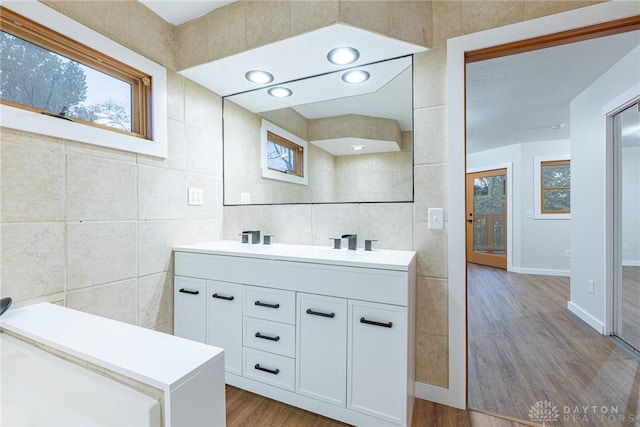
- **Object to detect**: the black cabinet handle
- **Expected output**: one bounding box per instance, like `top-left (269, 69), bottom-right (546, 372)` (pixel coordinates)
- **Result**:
top-left (179, 288), bottom-right (199, 295)
top-left (212, 293), bottom-right (234, 301)
top-left (254, 300), bottom-right (280, 309)
top-left (254, 363), bottom-right (279, 375)
top-left (306, 308), bottom-right (335, 318)
top-left (255, 332), bottom-right (280, 342)
top-left (360, 317), bottom-right (393, 328)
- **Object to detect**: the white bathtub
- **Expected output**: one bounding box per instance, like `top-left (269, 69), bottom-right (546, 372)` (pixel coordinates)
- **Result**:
top-left (0, 303), bottom-right (226, 427)
top-left (1, 332), bottom-right (161, 426)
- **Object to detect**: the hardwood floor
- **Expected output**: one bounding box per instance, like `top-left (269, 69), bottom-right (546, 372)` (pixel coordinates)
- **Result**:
top-left (226, 385), bottom-right (533, 426)
top-left (468, 263), bottom-right (640, 426)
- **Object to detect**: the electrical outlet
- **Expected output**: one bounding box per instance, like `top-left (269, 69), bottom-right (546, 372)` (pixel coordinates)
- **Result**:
top-left (564, 250), bottom-right (571, 258)
top-left (623, 243), bottom-right (630, 250)
top-left (588, 279), bottom-right (594, 294)
top-left (188, 187), bottom-right (203, 206)
top-left (525, 210), bottom-right (534, 218)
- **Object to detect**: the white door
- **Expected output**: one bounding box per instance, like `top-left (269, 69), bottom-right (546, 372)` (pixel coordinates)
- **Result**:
top-left (347, 300), bottom-right (407, 425)
top-left (174, 276), bottom-right (206, 343)
top-left (296, 293), bottom-right (347, 407)
top-left (207, 281), bottom-right (243, 375)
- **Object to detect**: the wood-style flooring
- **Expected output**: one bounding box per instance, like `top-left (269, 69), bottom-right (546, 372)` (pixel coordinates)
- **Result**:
top-left (226, 385), bottom-right (533, 426)
top-left (467, 263), bottom-right (640, 426)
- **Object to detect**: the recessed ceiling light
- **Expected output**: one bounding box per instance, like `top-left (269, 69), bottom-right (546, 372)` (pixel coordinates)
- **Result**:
top-left (268, 87), bottom-right (292, 98)
top-left (327, 47), bottom-right (360, 65)
top-left (351, 145), bottom-right (365, 151)
top-left (342, 70), bottom-right (370, 84)
top-left (551, 123), bottom-right (566, 129)
top-left (245, 70), bottom-right (274, 84)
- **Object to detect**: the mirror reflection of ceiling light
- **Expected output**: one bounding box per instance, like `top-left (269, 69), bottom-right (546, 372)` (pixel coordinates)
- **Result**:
top-left (327, 47), bottom-right (360, 65)
top-left (268, 87), bottom-right (292, 98)
top-left (351, 145), bottom-right (365, 151)
top-left (342, 70), bottom-right (370, 84)
top-left (245, 70), bottom-right (274, 84)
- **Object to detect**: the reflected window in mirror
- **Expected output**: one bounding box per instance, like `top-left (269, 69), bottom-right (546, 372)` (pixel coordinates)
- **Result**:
top-left (261, 119), bottom-right (308, 186)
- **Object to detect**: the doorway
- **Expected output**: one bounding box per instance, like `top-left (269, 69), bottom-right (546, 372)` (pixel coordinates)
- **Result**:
top-left (465, 169), bottom-right (507, 269)
top-left (614, 101), bottom-right (640, 352)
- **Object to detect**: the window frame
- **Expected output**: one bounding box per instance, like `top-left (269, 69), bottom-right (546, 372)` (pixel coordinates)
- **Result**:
top-left (261, 119), bottom-right (308, 186)
top-left (534, 155), bottom-right (571, 219)
top-left (0, 1), bottom-right (167, 158)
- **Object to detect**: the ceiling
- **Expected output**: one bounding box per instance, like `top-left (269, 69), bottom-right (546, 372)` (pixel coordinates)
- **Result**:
top-left (467, 30), bottom-right (640, 153)
top-left (139, 0), bottom-right (234, 26)
top-left (138, 1), bottom-right (639, 154)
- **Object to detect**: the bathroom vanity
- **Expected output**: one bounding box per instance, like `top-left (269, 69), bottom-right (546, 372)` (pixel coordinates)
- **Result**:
top-left (173, 240), bottom-right (416, 427)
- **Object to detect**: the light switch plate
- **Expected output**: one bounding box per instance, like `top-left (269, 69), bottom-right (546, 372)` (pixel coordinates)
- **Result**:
top-left (188, 187), bottom-right (203, 206)
top-left (428, 208), bottom-right (444, 230)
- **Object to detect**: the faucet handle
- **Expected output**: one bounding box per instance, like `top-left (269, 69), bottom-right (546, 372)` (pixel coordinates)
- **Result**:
top-left (364, 239), bottom-right (378, 251)
top-left (329, 238), bottom-right (342, 249)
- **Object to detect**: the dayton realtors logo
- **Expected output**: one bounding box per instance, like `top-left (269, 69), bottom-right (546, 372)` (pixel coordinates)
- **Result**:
top-left (529, 400), bottom-right (638, 425)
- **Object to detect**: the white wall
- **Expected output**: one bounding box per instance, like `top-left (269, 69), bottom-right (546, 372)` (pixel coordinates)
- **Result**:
top-left (569, 45), bottom-right (640, 331)
top-left (622, 145), bottom-right (640, 265)
top-left (467, 139), bottom-right (570, 275)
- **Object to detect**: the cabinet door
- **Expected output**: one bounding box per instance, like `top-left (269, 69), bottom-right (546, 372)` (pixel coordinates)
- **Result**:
top-left (348, 300), bottom-right (407, 425)
top-left (207, 281), bottom-right (243, 376)
top-left (297, 293), bottom-right (347, 407)
top-left (174, 276), bottom-right (206, 343)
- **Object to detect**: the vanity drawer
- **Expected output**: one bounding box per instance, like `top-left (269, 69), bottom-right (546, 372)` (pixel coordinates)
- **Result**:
top-left (244, 286), bottom-right (295, 325)
top-left (244, 317), bottom-right (295, 358)
top-left (243, 348), bottom-right (295, 391)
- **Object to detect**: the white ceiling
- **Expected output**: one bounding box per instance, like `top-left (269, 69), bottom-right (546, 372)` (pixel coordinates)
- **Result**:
top-left (139, 0), bottom-right (234, 26)
top-left (467, 30), bottom-right (640, 153)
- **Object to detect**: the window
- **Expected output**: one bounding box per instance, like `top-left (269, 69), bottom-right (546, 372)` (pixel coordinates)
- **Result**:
top-left (261, 119), bottom-right (308, 185)
top-left (266, 131), bottom-right (304, 177)
top-left (534, 156), bottom-right (570, 219)
top-left (0, 2), bottom-right (167, 157)
top-left (1, 6), bottom-right (150, 138)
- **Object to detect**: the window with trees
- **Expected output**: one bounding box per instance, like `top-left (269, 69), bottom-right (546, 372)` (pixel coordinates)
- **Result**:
top-left (0, 6), bottom-right (152, 139)
top-left (260, 119), bottom-right (308, 186)
top-left (533, 157), bottom-right (571, 219)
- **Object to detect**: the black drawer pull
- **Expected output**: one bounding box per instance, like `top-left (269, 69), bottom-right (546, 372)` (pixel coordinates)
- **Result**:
top-left (254, 300), bottom-right (280, 309)
top-left (212, 293), bottom-right (234, 301)
top-left (179, 288), bottom-right (199, 295)
top-left (306, 309), bottom-right (335, 318)
top-left (255, 332), bottom-right (280, 342)
top-left (360, 317), bottom-right (393, 328)
top-left (254, 363), bottom-right (279, 375)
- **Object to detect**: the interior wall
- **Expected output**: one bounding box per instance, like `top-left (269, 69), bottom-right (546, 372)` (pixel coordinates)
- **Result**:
top-left (1, 1), bottom-right (224, 333)
top-left (622, 145), bottom-right (640, 265)
top-left (0, 0), bottom-right (604, 396)
top-left (467, 139), bottom-right (571, 275)
top-left (569, 45), bottom-right (640, 329)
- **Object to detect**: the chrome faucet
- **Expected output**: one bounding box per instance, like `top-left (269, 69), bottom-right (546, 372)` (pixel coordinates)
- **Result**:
top-left (341, 234), bottom-right (357, 251)
top-left (242, 230), bottom-right (261, 244)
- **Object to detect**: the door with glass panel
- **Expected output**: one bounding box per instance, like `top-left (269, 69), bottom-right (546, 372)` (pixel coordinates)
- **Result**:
top-left (614, 102), bottom-right (640, 352)
top-left (466, 169), bottom-right (507, 269)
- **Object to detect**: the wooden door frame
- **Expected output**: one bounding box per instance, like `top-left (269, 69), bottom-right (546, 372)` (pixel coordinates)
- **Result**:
top-left (465, 167), bottom-right (511, 270)
top-left (439, 1), bottom-right (640, 412)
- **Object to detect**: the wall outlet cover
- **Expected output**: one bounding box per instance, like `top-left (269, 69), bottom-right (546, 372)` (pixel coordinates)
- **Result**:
top-left (188, 187), bottom-right (203, 206)
top-left (428, 208), bottom-right (444, 230)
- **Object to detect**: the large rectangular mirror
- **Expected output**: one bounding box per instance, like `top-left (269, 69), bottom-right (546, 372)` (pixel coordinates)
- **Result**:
top-left (222, 56), bottom-right (414, 205)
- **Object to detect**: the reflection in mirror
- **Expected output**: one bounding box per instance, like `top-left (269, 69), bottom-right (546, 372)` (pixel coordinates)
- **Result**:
top-left (223, 56), bottom-right (413, 205)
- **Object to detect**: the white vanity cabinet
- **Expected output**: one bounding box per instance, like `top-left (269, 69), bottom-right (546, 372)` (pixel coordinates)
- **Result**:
top-left (174, 241), bottom-right (416, 427)
top-left (174, 276), bottom-right (206, 343)
top-left (208, 280), bottom-right (243, 375)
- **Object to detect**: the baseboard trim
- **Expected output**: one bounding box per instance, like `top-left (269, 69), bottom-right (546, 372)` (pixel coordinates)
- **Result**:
top-left (509, 267), bottom-right (570, 277)
top-left (567, 301), bottom-right (605, 333)
top-left (622, 260), bottom-right (640, 267)
top-left (415, 382), bottom-right (455, 408)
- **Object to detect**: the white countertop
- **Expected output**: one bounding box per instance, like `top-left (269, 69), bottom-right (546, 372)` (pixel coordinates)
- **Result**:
top-left (173, 240), bottom-right (416, 271)
top-left (0, 303), bottom-right (224, 392)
